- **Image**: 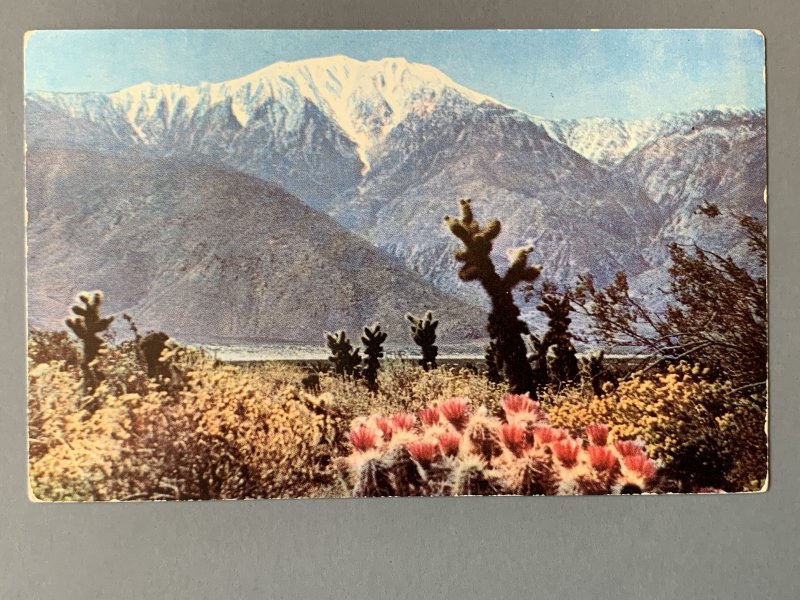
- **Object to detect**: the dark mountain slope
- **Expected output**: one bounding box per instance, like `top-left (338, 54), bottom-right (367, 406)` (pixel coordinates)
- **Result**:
top-left (26, 149), bottom-right (486, 343)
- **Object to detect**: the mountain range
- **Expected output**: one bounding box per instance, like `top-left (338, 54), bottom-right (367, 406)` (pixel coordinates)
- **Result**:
top-left (25, 55), bottom-right (766, 343)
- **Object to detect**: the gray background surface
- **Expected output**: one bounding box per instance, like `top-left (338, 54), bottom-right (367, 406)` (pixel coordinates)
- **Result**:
top-left (2, 2), bottom-right (798, 598)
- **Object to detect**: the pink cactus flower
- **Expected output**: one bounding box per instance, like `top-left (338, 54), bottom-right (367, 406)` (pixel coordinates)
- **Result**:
top-left (391, 413), bottom-right (416, 431)
top-left (438, 397), bottom-right (469, 429)
top-left (552, 438), bottom-right (581, 468)
top-left (418, 407), bottom-right (440, 427)
top-left (406, 440), bottom-right (440, 464)
top-left (374, 417), bottom-right (394, 442)
top-left (614, 439), bottom-right (646, 457)
top-left (586, 424), bottom-right (609, 447)
top-left (534, 426), bottom-right (569, 445)
top-left (588, 445), bottom-right (618, 472)
top-left (500, 423), bottom-right (528, 456)
top-left (437, 432), bottom-right (461, 457)
top-left (349, 426), bottom-right (377, 453)
top-left (500, 393), bottom-right (533, 414)
top-left (624, 453), bottom-right (657, 481)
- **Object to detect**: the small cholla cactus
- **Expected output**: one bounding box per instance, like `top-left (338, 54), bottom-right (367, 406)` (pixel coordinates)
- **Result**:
top-left (326, 331), bottom-right (362, 379)
top-left (65, 291), bottom-right (114, 393)
top-left (140, 331), bottom-right (171, 379)
top-left (339, 392), bottom-right (660, 496)
top-left (406, 311), bottom-right (438, 371)
top-left (579, 350), bottom-right (606, 397)
top-left (444, 199), bottom-right (540, 397)
top-left (535, 290), bottom-right (579, 387)
top-left (301, 372), bottom-right (321, 394)
top-left (361, 323), bottom-right (387, 392)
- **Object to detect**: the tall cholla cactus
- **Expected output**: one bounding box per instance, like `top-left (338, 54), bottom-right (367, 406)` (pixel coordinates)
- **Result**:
top-left (406, 311), bottom-right (438, 371)
top-left (361, 323), bottom-right (387, 392)
top-left (444, 199), bottom-right (540, 396)
top-left (65, 291), bottom-right (114, 392)
top-left (535, 291), bottom-right (579, 387)
top-left (326, 331), bottom-right (362, 379)
top-left (339, 394), bottom-right (660, 496)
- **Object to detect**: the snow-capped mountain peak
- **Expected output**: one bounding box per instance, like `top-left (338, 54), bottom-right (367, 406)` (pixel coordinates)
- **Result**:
top-left (103, 55), bottom-right (503, 171)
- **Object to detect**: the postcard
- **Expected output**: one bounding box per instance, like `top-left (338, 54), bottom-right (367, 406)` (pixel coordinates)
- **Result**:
top-left (25, 30), bottom-right (766, 500)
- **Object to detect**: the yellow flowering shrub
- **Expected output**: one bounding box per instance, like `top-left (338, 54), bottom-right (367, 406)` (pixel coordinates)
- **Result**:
top-left (544, 362), bottom-right (767, 492)
top-left (28, 346), bottom-right (344, 501)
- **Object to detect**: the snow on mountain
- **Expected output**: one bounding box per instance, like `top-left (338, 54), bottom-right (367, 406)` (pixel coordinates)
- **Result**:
top-left (31, 56), bottom-right (503, 174)
top-left (24, 56), bottom-right (766, 324)
top-left (541, 117), bottom-right (662, 167)
top-left (542, 106), bottom-right (765, 167)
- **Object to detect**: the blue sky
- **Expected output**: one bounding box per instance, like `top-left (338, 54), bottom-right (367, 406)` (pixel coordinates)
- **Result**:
top-left (24, 29), bottom-right (765, 120)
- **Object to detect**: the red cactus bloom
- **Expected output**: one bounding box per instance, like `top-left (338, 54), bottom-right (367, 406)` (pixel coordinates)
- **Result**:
top-left (501, 393), bottom-right (534, 414)
top-left (588, 445), bottom-right (618, 472)
top-left (391, 413), bottom-right (416, 431)
top-left (406, 440), bottom-right (440, 464)
top-left (500, 423), bottom-right (528, 456)
top-left (624, 453), bottom-right (657, 481)
top-left (418, 407), bottom-right (440, 427)
top-left (586, 424), bottom-right (609, 447)
top-left (437, 432), bottom-right (461, 457)
top-left (614, 439), bottom-right (646, 457)
top-left (438, 397), bottom-right (469, 429)
top-left (552, 438), bottom-right (581, 468)
top-left (349, 426), bottom-right (377, 452)
top-left (374, 417), bottom-right (393, 442)
top-left (534, 426), bottom-right (568, 445)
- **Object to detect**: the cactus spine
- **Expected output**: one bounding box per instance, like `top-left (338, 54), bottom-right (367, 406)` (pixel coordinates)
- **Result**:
top-left (444, 199), bottom-right (540, 396)
top-left (361, 323), bottom-right (387, 392)
top-left (406, 311), bottom-right (438, 371)
top-left (65, 291), bottom-right (114, 392)
top-left (326, 331), bottom-right (362, 379)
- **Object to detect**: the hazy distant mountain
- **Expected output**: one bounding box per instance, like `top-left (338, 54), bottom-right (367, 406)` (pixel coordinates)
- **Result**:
top-left (541, 106), bottom-right (762, 167)
top-left (26, 149), bottom-right (487, 343)
top-left (25, 55), bottom-right (766, 329)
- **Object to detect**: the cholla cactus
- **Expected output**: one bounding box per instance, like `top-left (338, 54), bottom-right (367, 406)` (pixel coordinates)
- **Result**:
top-left (535, 291), bottom-right (579, 387)
top-left (339, 393), bottom-right (660, 496)
top-left (361, 323), bottom-right (387, 392)
top-left (526, 333), bottom-right (547, 384)
top-left (406, 311), bottom-right (438, 371)
top-left (444, 199), bottom-right (540, 397)
top-left (65, 291), bottom-right (114, 393)
top-left (140, 331), bottom-right (171, 379)
top-left (326, 331), bottom-right (361, 379)
top-left (579, 350), bottom-right (606, 397)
